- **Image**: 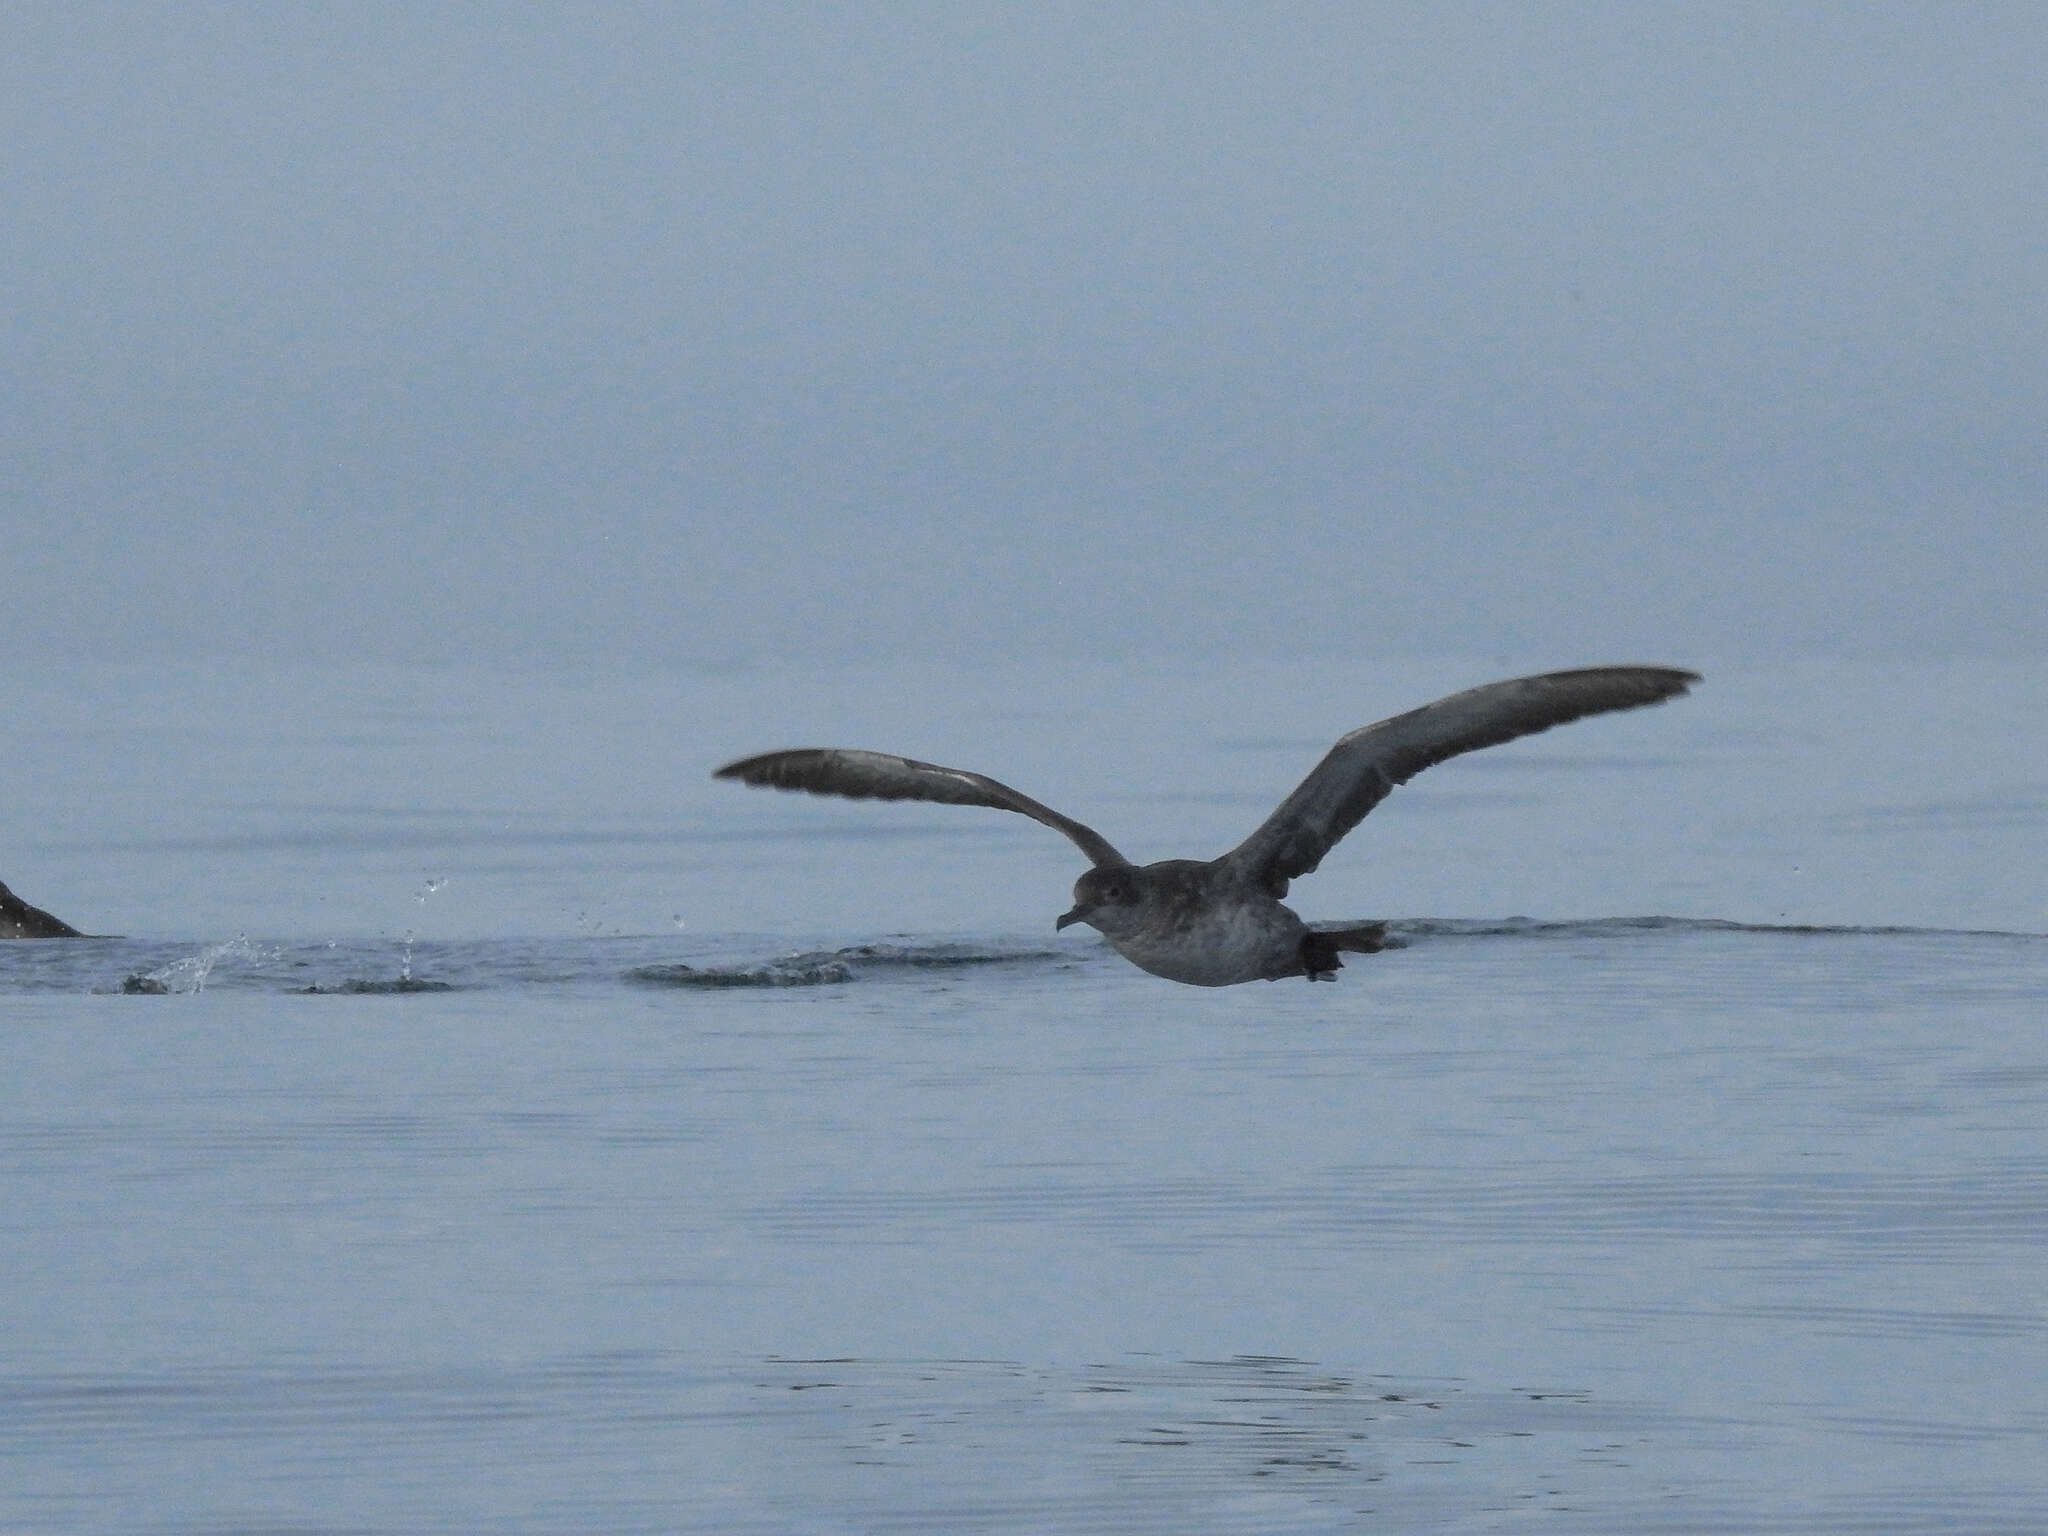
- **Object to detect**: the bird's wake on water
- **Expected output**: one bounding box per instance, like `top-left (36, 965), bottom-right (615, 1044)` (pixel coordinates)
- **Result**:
top-left (624, 917), bottom-right (2048, 992)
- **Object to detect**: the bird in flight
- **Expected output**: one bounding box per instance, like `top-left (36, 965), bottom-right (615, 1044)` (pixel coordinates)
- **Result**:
top-left (716, 666), bottom-right (1698, 986)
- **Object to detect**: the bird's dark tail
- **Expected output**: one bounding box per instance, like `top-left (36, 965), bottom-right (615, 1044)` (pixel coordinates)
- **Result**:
top-left (1298, 922), bottom-right (1390, 981)
top-left (1323, 922), bottom-right (1389, 955)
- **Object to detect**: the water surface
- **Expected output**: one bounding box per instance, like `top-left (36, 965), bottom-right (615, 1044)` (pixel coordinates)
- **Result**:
top-left (3, 659), bottom-right (2045, 1531)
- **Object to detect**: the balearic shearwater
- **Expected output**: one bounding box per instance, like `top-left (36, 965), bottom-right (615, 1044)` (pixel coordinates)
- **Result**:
top-left (715, 666), bottom-right (1698, 986)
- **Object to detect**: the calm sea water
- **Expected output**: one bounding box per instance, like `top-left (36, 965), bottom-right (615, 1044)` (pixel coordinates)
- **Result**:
top-left (4, 657), bottom-right (2045, 1533)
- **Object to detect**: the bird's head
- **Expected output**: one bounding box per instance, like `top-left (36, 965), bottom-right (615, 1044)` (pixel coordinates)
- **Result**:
top-left (1056, 865), bottom-right (1146, 937)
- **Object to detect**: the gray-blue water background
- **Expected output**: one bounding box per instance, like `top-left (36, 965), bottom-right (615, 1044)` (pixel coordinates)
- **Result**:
top-left (4, 657), bottom-right (2045, 1532)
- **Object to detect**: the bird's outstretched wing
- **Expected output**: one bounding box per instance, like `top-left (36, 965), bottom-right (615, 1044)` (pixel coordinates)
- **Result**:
top-left (714, 748), bottom-right (1130, 869)
top-left (1221, 666), bottom-right (1699, 894)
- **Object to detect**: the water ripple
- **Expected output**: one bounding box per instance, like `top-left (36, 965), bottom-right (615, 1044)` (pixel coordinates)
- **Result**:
top-left (756, 1160), bottom-right (2048, 1256)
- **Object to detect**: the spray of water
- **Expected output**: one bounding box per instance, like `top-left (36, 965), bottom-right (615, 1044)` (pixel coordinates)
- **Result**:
top-left (127, 936), bottom-right (282, 994)
top-left (399, 877), bottom-right (446, 982)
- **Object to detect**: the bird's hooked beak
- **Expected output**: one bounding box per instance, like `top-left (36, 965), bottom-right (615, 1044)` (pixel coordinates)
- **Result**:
top-left (1055, 903), bottom-right (1093, 932)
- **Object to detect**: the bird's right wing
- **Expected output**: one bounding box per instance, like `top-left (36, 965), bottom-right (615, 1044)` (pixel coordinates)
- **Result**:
top-left (1221, 666), bottom-right (1700, 893)
top-left (714, 748), bottom-right (1130, 869)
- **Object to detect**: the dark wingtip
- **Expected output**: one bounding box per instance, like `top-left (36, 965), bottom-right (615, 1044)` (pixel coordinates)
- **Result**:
top-left (1589, 665), bottom-right (1700, 701)
top-left (1604, 664), bottom-right (1698, 684)
top-left (712, 751), bottom-right (805, 784)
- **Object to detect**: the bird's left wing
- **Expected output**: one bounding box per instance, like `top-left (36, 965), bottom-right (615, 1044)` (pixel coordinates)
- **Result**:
top-left (1220, 666), bottom-right (1699, 893)
top-left (714, 748), bottom-right (1130, 869)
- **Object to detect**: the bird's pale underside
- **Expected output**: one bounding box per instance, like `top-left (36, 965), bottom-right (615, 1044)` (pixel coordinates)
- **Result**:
top-left (715, 666), bottom-right (1699, 986)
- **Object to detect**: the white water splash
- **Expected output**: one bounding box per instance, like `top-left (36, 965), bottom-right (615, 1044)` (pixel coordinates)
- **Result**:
top-left (129, 936), bottom-right (281, 995)
top-left (399, 877), bottom-right (446, 982)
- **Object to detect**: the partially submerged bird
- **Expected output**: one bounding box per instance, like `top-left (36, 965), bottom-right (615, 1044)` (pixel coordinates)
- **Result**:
top-left (0, 879), bottom-right (84, 939)
top-left (716, 666), bottom-right (1698, 986)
